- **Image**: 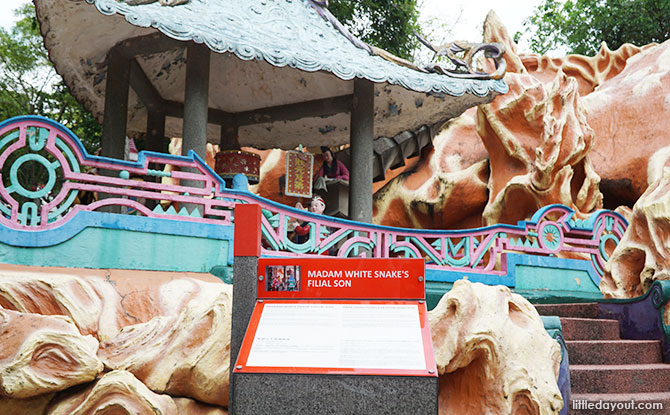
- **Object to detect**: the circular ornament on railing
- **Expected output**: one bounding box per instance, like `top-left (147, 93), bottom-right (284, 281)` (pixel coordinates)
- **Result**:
top-left (0, 117), bottom-right (81, 228)
top-left (651, 283), bottom-right (664, 309)
top-left (537, 222), bottom-right (563, 253)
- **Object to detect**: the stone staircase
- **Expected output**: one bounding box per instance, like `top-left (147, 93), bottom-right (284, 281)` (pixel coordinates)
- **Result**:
top-left (535, 303), bottom-right (670, 414)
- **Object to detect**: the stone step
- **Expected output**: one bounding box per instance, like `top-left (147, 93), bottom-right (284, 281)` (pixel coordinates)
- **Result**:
top-left (571, 364), bottom-right (670, 394)
top-left (567, 340), bottom-right (662, 365)
top-left (561, 317), bottom-right (620, 340)
top-left (571, 392), bottom-right (670, 414)
top-left (534, 303), bottom-right (600, 319)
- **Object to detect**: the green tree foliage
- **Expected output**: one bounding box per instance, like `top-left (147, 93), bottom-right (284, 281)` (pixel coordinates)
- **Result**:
top-left (519, 0), bottom-right (670, 56)
top-left (0, 3), bottom-right (101, 153)
top-left (327, 0), bottom-right (421, 60)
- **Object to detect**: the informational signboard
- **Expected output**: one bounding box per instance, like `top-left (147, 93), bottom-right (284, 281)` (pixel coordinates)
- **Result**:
top-left (230, 208), bottom-right (438, 414)
top-left (235, 300), bottom-right (434, 376)
top-left (285, 150), bottom-right (313, 198)
top-left (234, 258), bottom-right (436, 376)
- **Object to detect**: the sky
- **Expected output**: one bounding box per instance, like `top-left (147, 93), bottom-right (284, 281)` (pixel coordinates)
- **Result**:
top-left (418, 0), bottom-right (543, 52)
top-left (1, 0), bottom-right (541, 52)
top-left (0, 0), bottom-right (26, 30)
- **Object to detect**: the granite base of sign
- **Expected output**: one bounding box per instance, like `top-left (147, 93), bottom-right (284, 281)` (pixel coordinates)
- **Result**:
top-left (231, 373), bottom-right (438, 415)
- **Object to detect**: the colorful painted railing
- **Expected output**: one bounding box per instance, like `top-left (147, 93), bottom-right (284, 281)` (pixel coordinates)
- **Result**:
top-left (598, 281), bottom-right (670, 363)
top-left (0, 116), bottom-right (627, 291)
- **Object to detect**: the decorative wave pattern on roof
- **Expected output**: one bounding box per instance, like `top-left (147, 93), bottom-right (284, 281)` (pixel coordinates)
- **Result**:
top-left (88, 0), bottom-right (508, 97)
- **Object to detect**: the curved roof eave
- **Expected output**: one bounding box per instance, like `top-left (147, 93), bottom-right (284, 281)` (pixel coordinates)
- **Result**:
top-left (87, 0), bottom-right (508, 97)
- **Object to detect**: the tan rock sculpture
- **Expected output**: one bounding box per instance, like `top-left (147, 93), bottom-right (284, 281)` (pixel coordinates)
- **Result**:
top-left (600, 168), bottom-right (670, 298)
top-left (174, 398), bottom-right (229, 415)
top-left (477, 69), bottom-right (602, 225)
top-left (0, 394), bottom-right (55, 415)
top-left (98, 285), bottom-right (232, 407)
top-left (522, 43), bottom-right (652, 96)
top-left (0, 269), bottom-right (118, 340)
top-left (583, 42), bottom-right (670, 206)
top-left (0, 309), bottom-right (103, 398)
top-left (0, 265), bottom-right (232, 410)
top-left (46, 370), bottom-right (177, 415)
top-left (372, 137), bottom-right (490, 230)
top-left (0, 264), bottom-right (226, 341)
top-left (429, 280), bottom-right (563, 415)
top-left (372, 11), bottom-right (604, 228)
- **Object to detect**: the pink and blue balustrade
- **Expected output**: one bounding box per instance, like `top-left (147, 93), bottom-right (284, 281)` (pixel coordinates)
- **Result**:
top-left (0, 116), bottom-right (627, 306)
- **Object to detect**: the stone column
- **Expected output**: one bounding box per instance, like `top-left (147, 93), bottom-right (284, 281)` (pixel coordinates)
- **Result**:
top-left (229, 203), bottom-right (261, 413)
top-left (100, 50), bottom-right (130, 212)
top-left (101, 50), bottom-right (130, 161)
top-left (348, 78), bottom-right (375, 223)
top-left (181, 42), bottom-right (210, 213)
top-left (220, 117), bottom-right (239, 151)
top-left (146, 110), bottom-right (166, 153)
top-left (182, 42), bottom-right (210, 163)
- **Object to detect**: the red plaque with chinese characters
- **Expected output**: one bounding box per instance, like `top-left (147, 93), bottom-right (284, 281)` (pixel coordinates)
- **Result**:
top-left (215, 150), bottom-right (261, 184)
top-left (285, 150), bottom-right (313, 197)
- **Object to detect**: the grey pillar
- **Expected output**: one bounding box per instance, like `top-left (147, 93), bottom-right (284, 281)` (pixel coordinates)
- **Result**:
top-left (144, 110), bottom-right (166, 209)
top-left (181, 43), bottom-right (210, 213)
top-left (146, 110), bottom-right (166, 153)
top-left (100, 50), bottom-right (130, 212)
top-left (229, 204), bottom-right (262, 413)
top-left (101, 50), bottom-right (130, 161)
top-left (348, 78), bottom-right (375, 223)
top-left (220, 120), bottom-right (239, 150)
top-left (182, 42), bottom-right (210, 161)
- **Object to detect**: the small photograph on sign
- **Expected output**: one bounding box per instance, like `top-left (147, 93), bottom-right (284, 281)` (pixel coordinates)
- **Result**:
top-left (266, 265), bottom-right (301, 292)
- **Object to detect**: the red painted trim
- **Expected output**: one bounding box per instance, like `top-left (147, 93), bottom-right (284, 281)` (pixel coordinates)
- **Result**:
top-left (234, 203), bottom-right (261, 257)
top-left (258, 258), bottom-right (425, 300)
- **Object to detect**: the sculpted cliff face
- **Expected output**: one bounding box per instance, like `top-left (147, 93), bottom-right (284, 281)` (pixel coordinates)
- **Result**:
top-left (0, 266), bottom-right (225, 341)
top-left (0, 265), bottom-right (565, 414)
top-left (372, 115), bottom-right (490, 229)
top-left (582, 42), bottom-right (670, 207)
top-left (0, 266), bottom-right (231, 413)
top-left (373, 11), bottom-right (603, 228)
top-left (0, 309), bottom-right (103, 398)
top-left (600, 168), bottom-right (670, 298)
top-left (522, 42), bottom-right (653, 96)
top-left (98, 285), bottom-right (232, 407)
top-left (371, 13), bottom-right (670, 228)
top-left (477, 69), bottom-right (602, 225)
top-left (429, 280), bottom-right (563, 415)
top-left (46, 370), bottom-right (178, 415)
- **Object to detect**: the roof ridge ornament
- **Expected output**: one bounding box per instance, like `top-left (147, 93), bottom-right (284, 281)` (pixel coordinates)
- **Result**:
top-left (307, 0), bottom-right (373, 54)
top-left (118, 0), bottom-right (188, 6)
top-left (306, 0), bottom-right (506, 80)
top-left (414, 31), bottom-right (507, 80)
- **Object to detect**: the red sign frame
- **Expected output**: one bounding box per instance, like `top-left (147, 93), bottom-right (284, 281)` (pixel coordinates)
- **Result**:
top-left (258, 258), bottom-right (425, 300)
top-left (234, 299), bottom-right (437, 377)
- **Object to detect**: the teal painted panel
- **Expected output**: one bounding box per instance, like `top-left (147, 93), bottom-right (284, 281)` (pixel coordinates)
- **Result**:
top-left (0, 227), bottom-right (229, 273)
top-left (515, 264), bottom-right (600, 293)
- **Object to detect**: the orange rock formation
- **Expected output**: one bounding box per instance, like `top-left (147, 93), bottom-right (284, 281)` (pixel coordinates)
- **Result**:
top-left (601, 168), bottom-right (670, 298)
top-left (46, 371), bottom-right (177, 415)
top-left (98, 285), bottom-right (232, 407)
top-left (0, 266), bottom-right (230, 412)
top-left (0, 309), bottom-right (102, 398)
top-left (429, 280), bottom-right (563, 415)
